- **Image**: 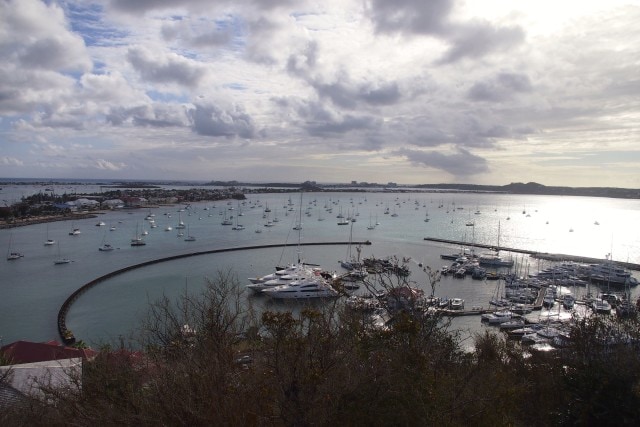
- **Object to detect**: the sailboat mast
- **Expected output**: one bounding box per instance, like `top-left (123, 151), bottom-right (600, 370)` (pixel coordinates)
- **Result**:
top-left (297, 191), bottom-right (303, 264)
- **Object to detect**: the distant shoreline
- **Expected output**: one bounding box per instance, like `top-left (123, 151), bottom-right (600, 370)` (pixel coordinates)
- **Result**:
top-left (2, 179), bottom-right (639, 199)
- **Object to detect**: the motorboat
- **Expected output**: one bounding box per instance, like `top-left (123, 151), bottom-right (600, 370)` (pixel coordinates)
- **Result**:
top-left (591, 298), bottom-right (612, 314)
top-left (481, 310), bottom-right (516, 324)
top-left (449, 298), bottom-right (465, 310)
top-left (562, 294), bottom-right (576, 309)
top-left (582, 262), bottom-right (638, 287)
top-left (69, 228), bottom-right (81, 236)
top-left (262, 277), bottom-right (339, 299)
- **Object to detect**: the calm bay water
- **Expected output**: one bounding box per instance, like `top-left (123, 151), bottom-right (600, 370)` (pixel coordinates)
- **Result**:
top-left (1, 187), bottom-right (639, 347)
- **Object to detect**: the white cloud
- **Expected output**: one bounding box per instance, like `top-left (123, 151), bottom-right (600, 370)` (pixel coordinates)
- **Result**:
top-left (1, 156), bottom-right (24, 166)
top-left (0, 0), bottom-right (638, 186)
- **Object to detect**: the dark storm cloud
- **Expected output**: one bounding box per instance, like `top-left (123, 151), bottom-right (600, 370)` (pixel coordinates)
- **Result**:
top-left (398, 147), bottom-right (489, 177)
top-left (127, 47), bottom-right (206, 88)
top-left (189, 103), bottom-right (256, 138)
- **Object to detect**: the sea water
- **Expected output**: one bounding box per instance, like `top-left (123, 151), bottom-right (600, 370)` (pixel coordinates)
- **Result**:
top-left (1, 189), bottom-right (639, 347)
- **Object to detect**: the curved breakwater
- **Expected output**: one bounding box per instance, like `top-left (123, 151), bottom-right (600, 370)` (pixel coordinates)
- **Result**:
top-left (57, 241), bottom-right (371, 344)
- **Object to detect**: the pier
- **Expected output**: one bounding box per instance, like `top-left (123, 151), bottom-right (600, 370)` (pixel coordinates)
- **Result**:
top-left (56, 241), bottom-right (371, 344)
top-left (423, 237), bottom-right (640, 271)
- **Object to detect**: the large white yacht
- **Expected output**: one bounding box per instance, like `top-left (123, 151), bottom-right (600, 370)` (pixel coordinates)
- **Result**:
top-left (261, 276), bottom-right (339, 299)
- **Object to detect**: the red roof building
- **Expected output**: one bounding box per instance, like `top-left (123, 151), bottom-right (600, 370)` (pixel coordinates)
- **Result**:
top-left (0, 340), bottom-right (97, 364)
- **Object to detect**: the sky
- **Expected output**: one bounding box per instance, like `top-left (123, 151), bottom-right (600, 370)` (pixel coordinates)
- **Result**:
top-left (0, 0), bottom-right (639, 187)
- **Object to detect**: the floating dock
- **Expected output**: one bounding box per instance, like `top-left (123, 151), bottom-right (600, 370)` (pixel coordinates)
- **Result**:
top-left (423, 237), bottom-right (640, 271)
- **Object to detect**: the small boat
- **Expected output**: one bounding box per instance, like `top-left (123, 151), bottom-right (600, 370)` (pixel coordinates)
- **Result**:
top-left (481, 310), bottom-right (516, 324)
top-left (131, 238), bottom-right (146, 246)
top-left (562, 294), bottom-right (575, 309)
top-left (95, 221), bottom-right (106, 226)
top-left (54, 243), bottom-right (71, 264)
top-left (44, 225), bottom-right (55, 246)
top-left (591, 298), bottom-right (612, 314)
top-left (6, 233), bottom-right (24, 260)
top-left (99, 243), bottom-right (115, 252)
top-left (449, 298), bottom-right (465, 310)
top-left (175, 212), bottom-right (186, 229)
top-left (69, 228), bottom-right (81, 236)
top-left (7, 251), bottom-right (24, 260)
top-left (131, 223), bottom-right (146, 246)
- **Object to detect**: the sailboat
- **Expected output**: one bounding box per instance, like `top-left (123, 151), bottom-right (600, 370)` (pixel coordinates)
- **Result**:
top-left (44, 224), bottom-right (56, 246)
top-left (367, 213), bottom-right (376, 230)
top-left (68, 224), bottom-right (81, 235)
top-left (99, 233), bottom-right (114, 251)
top-left (184, 225), bottom-right (196, 241)
top-left (478, 221), bottom-right (514, 267)
top-left (54, 242), bottom-right (71, 264)
top-left (6, 233), bottom-right (24, 260)
top-left (232, 215), bottom-right (245, 231)
top-left (340, 221), bottom-right (361, 270)
top-left (175, 212), bottom-right (186, 229)
top-left (221, 209), bottom-right (233, 226)
top-left (131, 223), bottom-right (146, 246)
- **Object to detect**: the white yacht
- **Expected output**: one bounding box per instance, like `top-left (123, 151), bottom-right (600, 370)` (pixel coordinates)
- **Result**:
top-left (262, 277), bottom-right (339, 299)
top-left (247, 263), bottom-right (321, 293)
top-left (583, 262), bottom-right (638, 287)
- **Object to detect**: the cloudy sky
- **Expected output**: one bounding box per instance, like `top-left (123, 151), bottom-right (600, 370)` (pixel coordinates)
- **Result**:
top-left (1, 0), bottom-right (639, 187)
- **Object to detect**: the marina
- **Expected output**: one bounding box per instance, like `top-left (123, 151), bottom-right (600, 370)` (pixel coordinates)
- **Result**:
top-left (2, 185), bottom-right (640, 347)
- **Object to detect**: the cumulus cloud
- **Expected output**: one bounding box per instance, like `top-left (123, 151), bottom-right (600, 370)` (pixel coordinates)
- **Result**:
top-left (127, 47), bottom-right (208, 88)
top-left (0, 0), bottom-right (637, 186)
top-left (94, 159), bottom-right (126, 171)
top-left (189, 103), bottom-right (256, 138)
top-left (0, 0), bottom-right (91, 73)
top-left (1, 156), bottom-right (24, 166)
top-left (107, 104), bottom-right (190, 128)
top-left (367, 0), bottom-right (524, 63)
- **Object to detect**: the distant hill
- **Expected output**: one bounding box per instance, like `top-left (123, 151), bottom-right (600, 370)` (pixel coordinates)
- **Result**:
top-left (412, 182), bottom-right (640, 199)
top-left (206, 180), bottom-right (640, 199)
